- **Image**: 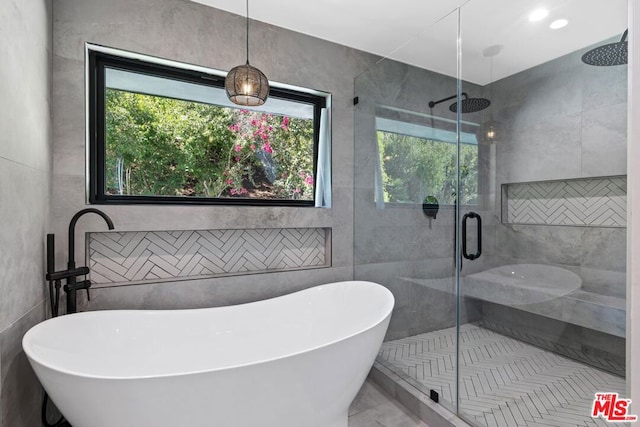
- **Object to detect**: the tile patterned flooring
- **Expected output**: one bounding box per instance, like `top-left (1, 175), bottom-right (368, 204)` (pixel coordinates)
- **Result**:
top-left (378, 324), bottom-right (626, 427)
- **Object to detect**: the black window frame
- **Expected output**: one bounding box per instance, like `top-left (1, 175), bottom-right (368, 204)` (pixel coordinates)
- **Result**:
top-left (88, 50), bottom-right (326, 207)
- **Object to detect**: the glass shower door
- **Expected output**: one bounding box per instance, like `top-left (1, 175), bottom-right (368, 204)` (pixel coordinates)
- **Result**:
top-left (353, 7), bottom-right (464, 413)
top-left (354, 1), bottom-right (628, 425)
top-left (456, 1), bottom-right (628, 425)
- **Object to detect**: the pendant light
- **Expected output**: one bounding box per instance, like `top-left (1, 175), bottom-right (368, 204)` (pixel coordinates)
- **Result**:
top-left (478, 45), bottom-right (502, 144)
top-left (225, 0), bottom-right (269, 106)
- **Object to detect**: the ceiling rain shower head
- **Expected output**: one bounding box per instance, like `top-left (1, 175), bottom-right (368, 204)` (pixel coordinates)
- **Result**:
top-left (581, 30), bottom-right (628, 66)
top-left (428, 92), bottom-right (491, 114)
top-left (450, 96), bottom-right (491, 113)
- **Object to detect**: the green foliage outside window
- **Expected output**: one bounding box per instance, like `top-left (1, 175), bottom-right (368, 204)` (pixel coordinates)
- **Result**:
top-left (105, 89), bottom-right (315, 200)
top-left (377, 131), bottom-right (478, 205)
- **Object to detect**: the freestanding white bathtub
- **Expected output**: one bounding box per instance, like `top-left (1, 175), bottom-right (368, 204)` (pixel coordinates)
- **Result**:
top-left (23, 281), bottom-right (393, 427)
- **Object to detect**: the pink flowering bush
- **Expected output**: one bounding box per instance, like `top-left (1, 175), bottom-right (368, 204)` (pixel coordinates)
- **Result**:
top-left (224, 110), bottom-right (315, 199)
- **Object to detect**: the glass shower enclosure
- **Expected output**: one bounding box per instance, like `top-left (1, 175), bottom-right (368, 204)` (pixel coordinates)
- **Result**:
top-left (354, 1), bottom-right (628, 426)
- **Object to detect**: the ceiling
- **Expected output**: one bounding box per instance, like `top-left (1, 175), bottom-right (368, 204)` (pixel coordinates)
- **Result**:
top-left (190, 0), bottom-right (628, 85)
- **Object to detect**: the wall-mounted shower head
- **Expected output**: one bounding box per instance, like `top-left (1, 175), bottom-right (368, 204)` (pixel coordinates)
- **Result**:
top-left (449, 96), bottom-right (491, 113)
top-left (428, 92), bottom-right (491, 114)
top-left (581, 30), bottom-right (627, 66)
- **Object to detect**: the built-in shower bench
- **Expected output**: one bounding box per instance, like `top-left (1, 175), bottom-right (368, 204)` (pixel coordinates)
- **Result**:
top-left (399, 270), bottom-right (625, 338)
top-left (501, 288), bottom-right (626, 338)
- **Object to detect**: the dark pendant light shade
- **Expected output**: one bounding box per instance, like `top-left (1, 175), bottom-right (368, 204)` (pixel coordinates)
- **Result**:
top-left (225, 62), bottom-right (269, 106)
top-left (225, 0), bottom-right (269, 106)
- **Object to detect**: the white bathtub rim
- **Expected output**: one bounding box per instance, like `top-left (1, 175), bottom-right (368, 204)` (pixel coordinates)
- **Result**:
top-left (23, 281), bottom-right (394, 381)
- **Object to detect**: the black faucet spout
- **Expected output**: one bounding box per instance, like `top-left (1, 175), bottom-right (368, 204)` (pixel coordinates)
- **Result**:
top-left (65, 208), bottom-right (114, 314)
top-left (67, 208), bottom-right (114, 270)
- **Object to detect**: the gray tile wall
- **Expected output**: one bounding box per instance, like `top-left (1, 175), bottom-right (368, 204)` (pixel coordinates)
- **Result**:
top-left (353, 52), bottom-right (486, 340)
top-left (1, 305), bottom-right (47, 427)
top-left (0, 0), bottom-right (52, 425)
top-left (52, 0), bottom-right (377, 311)
top-left (484, 38), bottom-right (628, 298)
top-left (352, 34), bottom-right (628, 343)
top-left (478, 39), bottom-right (628, 363)
top-left (489, 37), bottom-right (627, 185)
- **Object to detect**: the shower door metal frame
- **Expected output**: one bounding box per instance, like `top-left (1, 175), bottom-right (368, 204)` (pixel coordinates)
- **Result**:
top-left (454, 6), bottom-right (463, 416)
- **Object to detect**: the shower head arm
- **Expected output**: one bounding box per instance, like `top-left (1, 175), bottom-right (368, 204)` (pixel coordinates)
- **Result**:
top-left (621, 29), bottom-right (628, 43)
top-left (428, 92), bottom-right (468, 109)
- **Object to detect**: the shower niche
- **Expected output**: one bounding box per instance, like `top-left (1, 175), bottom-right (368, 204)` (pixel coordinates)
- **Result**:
top-left (501, 175), bottom-right (627, 227)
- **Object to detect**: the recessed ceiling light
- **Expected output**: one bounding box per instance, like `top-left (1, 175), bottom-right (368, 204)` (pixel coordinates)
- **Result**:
top-left (528, 8), bottom-right (549, 22)
top-left (550, 19), bottom-right (568, 29)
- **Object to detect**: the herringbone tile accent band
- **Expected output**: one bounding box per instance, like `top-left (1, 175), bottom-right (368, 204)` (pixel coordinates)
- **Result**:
top-left (88, 228), bottom-right (329, 285)
top-left (503, 176), bottom-right (626, 227)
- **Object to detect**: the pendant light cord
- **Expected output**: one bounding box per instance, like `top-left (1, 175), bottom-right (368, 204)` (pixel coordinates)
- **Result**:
top-left (488, 57), bottom-right (493, 121)
top-left (245, 0), bottom-right (250, 64)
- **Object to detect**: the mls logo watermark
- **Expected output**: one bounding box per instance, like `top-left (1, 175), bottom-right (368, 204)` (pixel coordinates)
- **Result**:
top-left (592, 393), bottom-right (638, 422)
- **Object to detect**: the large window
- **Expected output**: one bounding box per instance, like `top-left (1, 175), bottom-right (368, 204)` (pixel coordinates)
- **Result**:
top-left (376, 116), bottom-right (478, 206)
top-left (88, 48), bottom-right (328, 206)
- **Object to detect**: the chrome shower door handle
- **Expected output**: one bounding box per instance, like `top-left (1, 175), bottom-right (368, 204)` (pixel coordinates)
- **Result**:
top-left (462, 212), bottom-right (482, 261)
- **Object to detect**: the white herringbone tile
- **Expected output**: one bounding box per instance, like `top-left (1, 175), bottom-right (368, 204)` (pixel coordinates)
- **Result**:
top-left (505, 177), bottom-right (626, 227)
top-left (88, 228), bottom-right (327, 285)
top-left (379, 324), bottom-right (626, 427)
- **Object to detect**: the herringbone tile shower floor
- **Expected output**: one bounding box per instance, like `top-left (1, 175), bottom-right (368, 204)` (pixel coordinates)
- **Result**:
top-left (378, 324), bottom-right (626, 427)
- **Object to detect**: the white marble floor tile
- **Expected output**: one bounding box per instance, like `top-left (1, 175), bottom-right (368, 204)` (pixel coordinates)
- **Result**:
top-left (379, 324), bottom-right (626, 427)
